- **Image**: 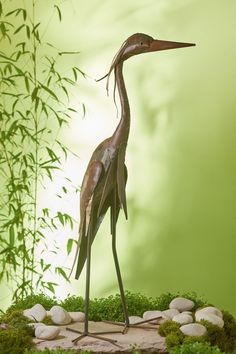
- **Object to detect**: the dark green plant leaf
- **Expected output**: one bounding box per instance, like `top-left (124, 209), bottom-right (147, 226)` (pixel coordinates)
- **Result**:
top-left (56, 267), bottom-right (69, 282)
top-left (67, 238), bottom-right (73, 255)
top-left (14, 24), bottom-right (25, 34)
top-left (54, 5), bottom-right (62, 21)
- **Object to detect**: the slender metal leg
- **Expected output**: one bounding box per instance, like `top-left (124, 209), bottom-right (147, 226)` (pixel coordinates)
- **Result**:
top-left (84, 225), bottom-right (91, 334)
top-left (67, 224), bottom-right (123, 346)
top-left (112, 230), bottom-right (129, 327)
top-left (111, 188), bottom-right (130, 329)
top-left (108, 190), bottom-right (160, 333)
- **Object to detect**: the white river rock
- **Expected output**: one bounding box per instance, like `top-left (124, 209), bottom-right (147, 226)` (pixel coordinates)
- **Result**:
top-left (169, 297), bottom-right (195, 312)
top-left (196, 306), bottom-right (223, 319)
top-left (162, 309), bottom-right (180, 319)
top-left (23, 304), bottom-right (47, 322)
top-left (35, 325), bottom-right (60, 340)
top-left (195, 312), bottom-right (224, 328)
top-left (129, 316), bottom-right (143, 324)
top-left (49, 305), bottom-right (71, 325)
top-left (180, 323), bottom-right (207, 337)
top-left (143, 310), bottom-right (168, 324)
top-left (69, 311), bottom-right (85, 323)
top-left (172, 313), bottom-right (193, 325)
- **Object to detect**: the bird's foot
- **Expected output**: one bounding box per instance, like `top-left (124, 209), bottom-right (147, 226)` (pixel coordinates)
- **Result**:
top-left (66, 327), bottom-right (122, 347)
top-left (102, 316), bottom-right (161, 333)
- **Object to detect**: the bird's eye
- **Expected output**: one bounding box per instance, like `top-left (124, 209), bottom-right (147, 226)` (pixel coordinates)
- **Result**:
top-left (140, 42), bottom-right (143, 45)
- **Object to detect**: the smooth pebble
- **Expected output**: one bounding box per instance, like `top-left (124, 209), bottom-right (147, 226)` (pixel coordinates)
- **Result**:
top-left (23, 304), bottom-right (46, 322)
top-left (35, 325), bottom-right (60, 340)
top-left (172, 313), bottom-right (193, 325)
top-left (169, 297), bottom-right (194, 312)
top-left (180, 323), bottom-right (207, 337)
top-left (143, 310), bottom-right (168, 324)
top-left (49, 305), bottom-right (71, 325)
top-left (69, 311), bottom-right (85, 323)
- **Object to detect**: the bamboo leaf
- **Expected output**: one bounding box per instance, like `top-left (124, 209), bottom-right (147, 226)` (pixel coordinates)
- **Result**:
top-left (14, 24), bottom-right (25, 34)
top-left (40, 83), bottom-right (58, 101)
top-left (31, 86), bottom-right (38, 101)
top-left (24, 76), bottom-right (29, 92)
top-left (67, 238), bottom-right (73, 255)
top-left (82, 103), bottom-right (86, 118)
top-left (32, 22), bottom-right (40, 33)
top-left (54, 5), bottom-right (62, 22)
top-left (72, 67), bottom-right (77, 81)
top-left (56, 267), bottom-right (69, 282)
top-left (26, 25), bottom-right (30, 39)
top-left (57, 212), bottom-right (64, 226)
top-left (74, 67), bottom-right (87, 78)
top-left (62, 186), bottom-right (67, 194)
top-left (43, 264), bottom-right (51, 272)
top-left (9, 225), bottom-right (15, 246)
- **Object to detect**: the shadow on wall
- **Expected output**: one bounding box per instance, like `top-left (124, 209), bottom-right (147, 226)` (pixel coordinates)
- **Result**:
top-left (104, 0), bottom-right (236, 316)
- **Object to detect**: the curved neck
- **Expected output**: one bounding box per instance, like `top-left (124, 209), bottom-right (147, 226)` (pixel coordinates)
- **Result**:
top-left (111, 61), bottom-right (130, 146)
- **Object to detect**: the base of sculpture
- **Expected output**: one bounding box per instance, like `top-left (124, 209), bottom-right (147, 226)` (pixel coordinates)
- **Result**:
top-left (66, 326), bottom-right (123, 346)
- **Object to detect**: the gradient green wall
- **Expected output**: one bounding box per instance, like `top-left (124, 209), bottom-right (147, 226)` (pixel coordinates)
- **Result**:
top-left (1, 0), bottom-right (236, 316)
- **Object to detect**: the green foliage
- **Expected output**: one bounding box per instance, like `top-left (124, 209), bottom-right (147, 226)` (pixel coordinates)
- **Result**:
top-left (88, 291), bottom-right (156, 321)
top-left (60, 295), bottom-right (85, 312)
top-left (0, 327), bottom-right (33, 354)
top-left (169, 341), bottom-right (225, 354)
top-left (0, 310), bottom-right (34, 336)
top-left (159, 320), bottom-right (181, 336)
top-left (6, 293), bottom-right (58, 312)
top-left (0, 0), bottom-right (81, 300)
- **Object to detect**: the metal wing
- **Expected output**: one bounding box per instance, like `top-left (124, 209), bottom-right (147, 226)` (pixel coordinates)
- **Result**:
top-left (70, 161), bottom-right (103, 279)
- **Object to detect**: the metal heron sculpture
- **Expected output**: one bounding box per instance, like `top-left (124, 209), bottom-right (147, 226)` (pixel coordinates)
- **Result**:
top-left (69, 33), bottom-right (195, 345)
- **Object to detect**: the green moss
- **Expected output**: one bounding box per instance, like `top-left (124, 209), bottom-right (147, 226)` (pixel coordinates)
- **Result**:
top-left (222, 311), bottom-right (236, 352)
top-left (159, 320), bottom-right (181, 336)
top-left (169, 341), bottom-right (225, 354)
top-left (42, 315), bottom-right (54, 325)
top-left (183, 335), bottom-right (207, 344)
top-left (0, 310), bottom-right (34, 336)
top-left (0, 327), bottom-right (33, 354)
top-left (166, 332), bottom-right (183, 348)
top-left (200, 317), bottom-right (236, 353)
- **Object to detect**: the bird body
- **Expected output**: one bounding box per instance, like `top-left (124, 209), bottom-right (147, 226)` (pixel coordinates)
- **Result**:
top-left (73, 61), bottom-right (130, 280)
top-left (70, 34), bottom-right (195, 340)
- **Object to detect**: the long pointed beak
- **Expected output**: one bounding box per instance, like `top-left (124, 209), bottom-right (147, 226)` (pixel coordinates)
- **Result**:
top-left (150, 39), bottom-right (195, 52)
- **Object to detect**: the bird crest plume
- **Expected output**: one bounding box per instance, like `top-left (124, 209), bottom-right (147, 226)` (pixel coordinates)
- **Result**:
top-left (96, 39), bottom-right (128, 115)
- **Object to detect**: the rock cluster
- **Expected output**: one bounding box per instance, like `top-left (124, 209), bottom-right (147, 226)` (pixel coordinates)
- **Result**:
top-left (145, 296), bottom-right (225, 338)
top-left (24, 304), bottom-right (85, 340)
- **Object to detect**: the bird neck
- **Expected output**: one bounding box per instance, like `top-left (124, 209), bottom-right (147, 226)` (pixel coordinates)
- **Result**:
top-left (111, 61), bottom-right (130, 146)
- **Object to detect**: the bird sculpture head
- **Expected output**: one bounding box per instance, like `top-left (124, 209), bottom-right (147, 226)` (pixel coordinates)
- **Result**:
top-left (98, 33), bottom-right (195, 91)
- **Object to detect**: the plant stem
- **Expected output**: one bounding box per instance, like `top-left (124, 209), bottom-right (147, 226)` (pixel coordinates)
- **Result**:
top-left (31, 0), bottom-right (38, 293)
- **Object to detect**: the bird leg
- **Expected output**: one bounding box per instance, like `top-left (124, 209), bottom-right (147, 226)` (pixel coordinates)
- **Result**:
top-left (105, 191), bottom-right (160, 333)
top-left (67, 223), bottom-right (122, 346)
top-left (108, 230), bottom-right (160, 332)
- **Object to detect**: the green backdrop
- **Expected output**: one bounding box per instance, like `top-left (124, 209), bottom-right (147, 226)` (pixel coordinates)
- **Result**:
top-left (1, 0), bottom-right (236, 316)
